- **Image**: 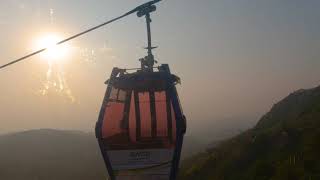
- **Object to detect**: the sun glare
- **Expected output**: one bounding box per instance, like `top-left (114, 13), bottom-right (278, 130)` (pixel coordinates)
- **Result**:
top-left (35, 34), bottom-right (71, 64)
top-left (33, 33), bottom-right (75, 102)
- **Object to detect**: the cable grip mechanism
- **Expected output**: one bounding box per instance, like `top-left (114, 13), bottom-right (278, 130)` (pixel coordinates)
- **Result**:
top-left (136, 1), bottom-right (161, 71)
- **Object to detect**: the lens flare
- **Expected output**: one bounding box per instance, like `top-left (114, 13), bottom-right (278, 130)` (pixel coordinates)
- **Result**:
top-left (34, 33), bottom-right (75, 102)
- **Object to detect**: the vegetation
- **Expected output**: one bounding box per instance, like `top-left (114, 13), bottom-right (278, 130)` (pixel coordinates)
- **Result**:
top-left (179, 86), bottom-right (320, 180)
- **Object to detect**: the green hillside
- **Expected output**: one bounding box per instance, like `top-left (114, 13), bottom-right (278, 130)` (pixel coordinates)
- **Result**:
top-left (179, 86), bottom-right (320, 180)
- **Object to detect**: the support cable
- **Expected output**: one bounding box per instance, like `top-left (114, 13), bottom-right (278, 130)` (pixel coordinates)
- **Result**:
top-left (0, 0), bottom-right (162, 70)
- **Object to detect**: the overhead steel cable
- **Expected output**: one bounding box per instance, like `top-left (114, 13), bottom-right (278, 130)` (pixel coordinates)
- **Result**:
top-left (0, 0), bottom-right (162, 70)
top-left (0, 14), bottom-right (126, 70)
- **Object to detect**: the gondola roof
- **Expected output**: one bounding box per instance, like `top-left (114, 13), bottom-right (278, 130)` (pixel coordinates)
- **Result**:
top-left (107, 68), bottom-right (181, 92)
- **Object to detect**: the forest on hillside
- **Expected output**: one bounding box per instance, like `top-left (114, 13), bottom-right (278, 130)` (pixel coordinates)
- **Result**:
top-left (179, 86), bottom-right (320, 180)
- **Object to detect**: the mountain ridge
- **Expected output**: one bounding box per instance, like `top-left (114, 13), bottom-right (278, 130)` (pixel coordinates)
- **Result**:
top-left (179, 85), bottom-right (320, 180)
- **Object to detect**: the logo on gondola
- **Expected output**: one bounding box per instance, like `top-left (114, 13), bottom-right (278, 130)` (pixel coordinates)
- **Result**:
top-left (129, 151), bottom-right (151, 161)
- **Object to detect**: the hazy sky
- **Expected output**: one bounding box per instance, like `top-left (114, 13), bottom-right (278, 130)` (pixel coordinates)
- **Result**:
top-left (0, 0), bottom-right (319, 138)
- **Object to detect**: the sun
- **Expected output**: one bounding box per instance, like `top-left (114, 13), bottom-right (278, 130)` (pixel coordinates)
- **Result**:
top-left (34, 33), bottom-right (71, 64)
top-left (33, 33), bottom-right (75, 102)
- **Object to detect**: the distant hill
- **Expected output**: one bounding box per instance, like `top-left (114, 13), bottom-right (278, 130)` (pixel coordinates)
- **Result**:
top-left (0, 129), bottom-right (206, 179)
top-left (179, 86), bottom-right (320, 180)
top-left (0, 129), bottom-right (107, 180)
top-left (181, 136), bottom-right (209, 158)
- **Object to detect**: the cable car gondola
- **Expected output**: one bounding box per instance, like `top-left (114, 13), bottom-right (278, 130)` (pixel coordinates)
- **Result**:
top-left (95, 1), bottom-right (186, 180)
